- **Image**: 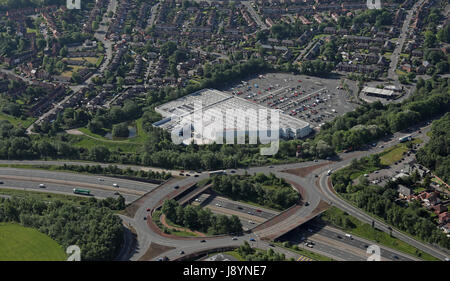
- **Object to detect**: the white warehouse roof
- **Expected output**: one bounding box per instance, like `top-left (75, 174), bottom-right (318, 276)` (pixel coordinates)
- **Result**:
top-left (154, 89), bottom-right (311, 144)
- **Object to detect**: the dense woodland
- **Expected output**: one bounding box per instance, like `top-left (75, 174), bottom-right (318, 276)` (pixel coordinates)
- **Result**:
top-left (161, 199), bottom-right (243, 235)
top-left (0, 196), bottom-right (125, 260)
top-left (417, 113), bottom-right (450, 183)
top-left (211, 173), bottom-right (299, 210)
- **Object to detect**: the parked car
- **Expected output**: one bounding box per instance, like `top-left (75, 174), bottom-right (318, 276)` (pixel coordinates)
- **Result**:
top-left (249, 238), bottom-right (256, 242)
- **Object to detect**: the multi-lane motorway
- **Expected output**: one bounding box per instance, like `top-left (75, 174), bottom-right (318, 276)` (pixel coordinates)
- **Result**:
top-left (0, 168), bottom-right (158, 204)
top-left (1, 121), bottom-right (449, 261)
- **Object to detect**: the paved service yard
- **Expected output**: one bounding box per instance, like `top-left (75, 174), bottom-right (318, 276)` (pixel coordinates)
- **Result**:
top-left (221, 73), bottom-right (358, 129)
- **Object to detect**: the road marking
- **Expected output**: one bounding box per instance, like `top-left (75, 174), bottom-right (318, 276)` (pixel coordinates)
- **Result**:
top-left (297, 255), bottom-right (313, 261)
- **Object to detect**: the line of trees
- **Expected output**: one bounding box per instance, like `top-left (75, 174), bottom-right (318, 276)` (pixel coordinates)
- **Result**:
top-left (0, 196), bottom-right (125, 260)
top-left (315, 77), bottom-right (450, 152)
top-left (161, 199), bottom-right (243, 235)
top-left (55, 163), bottom-right (171, 181)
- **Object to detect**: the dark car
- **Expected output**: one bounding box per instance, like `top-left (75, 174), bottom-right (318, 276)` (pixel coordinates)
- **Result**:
top-left (249, 238), bottom-right (256, 242)
top-left (174, 185), bottom-right (179, 189)
top-left (200, 240), bottom-right (206, 243)
top-left (304, 202), bottom-right (310, 206)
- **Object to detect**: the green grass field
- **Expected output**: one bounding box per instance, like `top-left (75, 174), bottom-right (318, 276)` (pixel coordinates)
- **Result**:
top-left (0, 223), bottom-right (66, 261)
top-left (379, 139), bottom-right (422, 165)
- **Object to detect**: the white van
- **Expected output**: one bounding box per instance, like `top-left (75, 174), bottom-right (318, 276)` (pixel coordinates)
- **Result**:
top-left (345, 233), bottom-right (353, 239)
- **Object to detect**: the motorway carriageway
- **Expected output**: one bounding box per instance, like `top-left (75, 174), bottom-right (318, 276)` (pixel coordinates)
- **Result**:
top-left (0, 167), bottom-right (159, 204)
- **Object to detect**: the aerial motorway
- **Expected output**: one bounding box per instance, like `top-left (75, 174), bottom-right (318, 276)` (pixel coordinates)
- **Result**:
top-left (3, 122), bottom-right (446, 261)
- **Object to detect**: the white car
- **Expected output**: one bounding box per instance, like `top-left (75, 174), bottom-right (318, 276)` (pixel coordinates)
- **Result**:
top-left (39, 184), bottom-right (46, 188)
top-left (232, 237), bottom-right (238, 241)
top-left (113, 183), bottom-right (119, 188)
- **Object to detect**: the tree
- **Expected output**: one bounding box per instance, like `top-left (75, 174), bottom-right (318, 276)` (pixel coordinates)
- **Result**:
top-left (437, 24), bottom-right (450, 43)
top-left (112, 123), bottom-right (129, 138)
top-left (90, 146), bottom-right (110, 162)
top-left (59, 45), bottom-right (68, 57)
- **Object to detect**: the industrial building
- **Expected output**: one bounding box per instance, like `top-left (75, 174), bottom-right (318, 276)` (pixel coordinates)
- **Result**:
top-left (361, 86), bottom-right (397, 99)
top-left (154, 89), bottom-right (312, 145)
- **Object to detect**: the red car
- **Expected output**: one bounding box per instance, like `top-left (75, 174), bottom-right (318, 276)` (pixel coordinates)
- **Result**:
top-left (146, 208), bottom-right (150, 212)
